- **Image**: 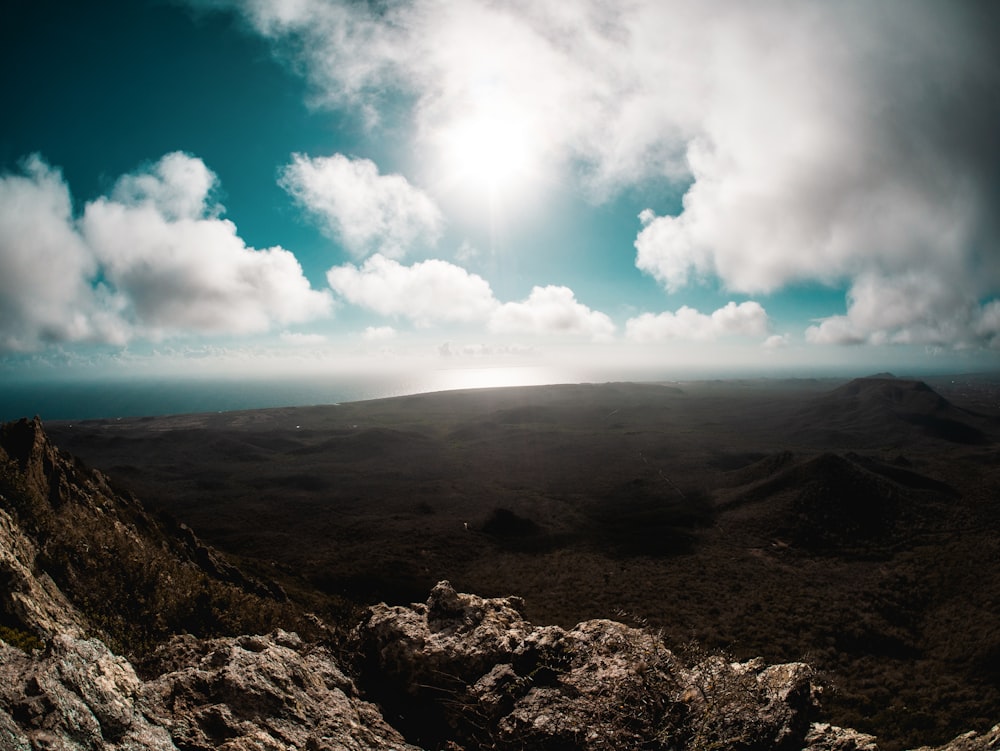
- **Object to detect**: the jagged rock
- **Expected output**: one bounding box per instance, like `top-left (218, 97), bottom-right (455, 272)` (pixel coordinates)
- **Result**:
top-left (142, 629), bottom-right (417, 751)
top-left (0, 506), bottom-right (86, 640)
top-left (358, 580), bottom-right (821, 750)
top-left (804, 722), bottom-right (880, 751)
top-left (914, 724), bottom-right (1000, 751)
top-left (0, 635), bottom-right (177, 750)
top-left (0, 419), bottom-right (414, 750)
top-left (0, 626), bottom-right (417, 751)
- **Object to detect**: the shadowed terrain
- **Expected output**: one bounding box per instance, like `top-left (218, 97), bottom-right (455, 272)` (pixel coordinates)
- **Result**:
top-left (44, 375), bottom-right (1000, 750)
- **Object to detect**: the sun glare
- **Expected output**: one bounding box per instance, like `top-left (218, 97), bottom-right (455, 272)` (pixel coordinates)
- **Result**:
top-left (432, 98), bottom-right (544, 211)
top-left (427, 366), bottom-right (564, 392)
top-left (444, 113), bottom-right (531, 192)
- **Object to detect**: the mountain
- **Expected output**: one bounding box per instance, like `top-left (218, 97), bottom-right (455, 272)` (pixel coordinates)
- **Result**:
top-left (2, 417), bottom-right (998, 750)
top-left (713, 451), bottom-right (959, 553)
top-left (791, 377), bottom-right (998, 448)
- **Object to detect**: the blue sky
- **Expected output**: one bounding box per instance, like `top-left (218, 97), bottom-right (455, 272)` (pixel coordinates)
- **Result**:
top-left (2, 0), bottom-right (1000, 384)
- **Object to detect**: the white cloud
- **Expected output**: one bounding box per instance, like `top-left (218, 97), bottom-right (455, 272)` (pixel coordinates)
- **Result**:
top-left (489, 285), bottom-right (615, 340)
top-left (362, 325), bottom-right (397, 341)
top-left (111, 150), bottom-right (221, 221)
top-left (280, 331), bottom-right (328, 346)
top-left (280, 153), bottom-right (442, 259)
top-left (625, 301), bottom-right (769, 343)
top-left (326, 253), bottom-right (496, 326)
top-left (0, 153), bottom-right (332, 352)
top-left (804, 272), bottom-right (991, 348)
top-left (210, 0), bottom-right (1000, 351)
top-left (0, 156), bottom-right (126, 350)
top-left (763, 334), bottom-right (789, 349)
top-left (327, 256), bottom-right (616, 339)
top-left (83, 153), bottom-right (333, 337)
top-left (804, 317), bottom-right (865, 347)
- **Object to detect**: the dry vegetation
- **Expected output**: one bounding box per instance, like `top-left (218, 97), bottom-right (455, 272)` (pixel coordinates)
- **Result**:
top-left (0, 426), bottom-right (328, 661)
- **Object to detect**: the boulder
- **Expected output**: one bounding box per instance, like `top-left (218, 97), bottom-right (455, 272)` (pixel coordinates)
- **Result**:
top-left (914, 724), bottom-right (1000, 751)
top-left (142, 629), bottom-right (418, 751)
top-left (358, 580), bottom-right (821, 750)
top-left (0, 635), bottom-right (176, 750)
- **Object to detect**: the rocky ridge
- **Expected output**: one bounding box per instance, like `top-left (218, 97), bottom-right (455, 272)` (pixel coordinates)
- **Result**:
top-left (0, 417), bottom-right (997, 751)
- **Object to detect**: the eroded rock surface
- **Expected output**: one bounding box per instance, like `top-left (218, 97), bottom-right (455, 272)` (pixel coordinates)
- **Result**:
top-left (142, 629), bottom-right (417, 751)
top-left (0, 635), bottom-right (176, 751)
top-left (915, 725), bottom-right (1000, 751)
top-left (358, 580), bottom-right (821, 750)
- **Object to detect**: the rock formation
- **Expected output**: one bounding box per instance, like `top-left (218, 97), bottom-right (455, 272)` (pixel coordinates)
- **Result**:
top-left (359, 580), bottom-right (853, 751)
top-left (358, 583), bottom-right (1000, 751)
top-left (0, 417), bottom-right (998, 751)
top-left (0, 417), bottom-right (415, 751)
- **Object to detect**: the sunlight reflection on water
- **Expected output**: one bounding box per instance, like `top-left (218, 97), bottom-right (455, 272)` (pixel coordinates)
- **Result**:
top-left (0, 366), bottom-right (580, 421)
top-left (419, 366), bottom-right (569, 393)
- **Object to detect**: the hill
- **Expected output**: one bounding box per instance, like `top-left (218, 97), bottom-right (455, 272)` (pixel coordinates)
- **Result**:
top-left (790, 377), bottom-right (1000, 448)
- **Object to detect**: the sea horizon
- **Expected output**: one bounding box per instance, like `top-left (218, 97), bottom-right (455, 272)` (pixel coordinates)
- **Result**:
top-left (0, 365), bottom-right (616, 423)
top-left (3, 362), bottom-right (985, 424)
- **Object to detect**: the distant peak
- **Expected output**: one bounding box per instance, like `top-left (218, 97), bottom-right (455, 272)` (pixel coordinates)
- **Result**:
top-left (835, 376), bottom-right (938, 397)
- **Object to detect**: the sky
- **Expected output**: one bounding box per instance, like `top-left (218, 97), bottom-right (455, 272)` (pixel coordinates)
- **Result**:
top-left (2, 0), bottom-right (1000, 388)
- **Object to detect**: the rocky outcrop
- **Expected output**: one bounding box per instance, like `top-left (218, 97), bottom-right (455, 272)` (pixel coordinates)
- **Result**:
top-left (0, 635), bottom-right (177, 750)
top-left (141, 629), bottom-right (417, 751)
top-left (0, 417), bottom-right (308, 656)
top-left (0, 628), bottom-right (416, 751)
top-left (0, 419), bottom-right (414, 750)
top-left (358, 582), bottom-right (1000, 751)
top-left (358, 580), bottom-right (820, 750)
top-left (918, 725), bottom-right (1000, 751)
top-left (0, 505), bottom-right (86, 640)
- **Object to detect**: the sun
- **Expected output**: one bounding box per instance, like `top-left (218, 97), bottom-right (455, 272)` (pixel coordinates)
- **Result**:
top-left (432, 102), bottom-right (542, 209)
top-left (443, 113), bottom-right (531, 194)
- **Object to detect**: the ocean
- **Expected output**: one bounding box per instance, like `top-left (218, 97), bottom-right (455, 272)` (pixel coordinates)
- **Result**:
top-left (0, 365), bottom-right (612, 422)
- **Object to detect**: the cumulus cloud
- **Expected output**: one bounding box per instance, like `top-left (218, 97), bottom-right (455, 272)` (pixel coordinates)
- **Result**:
top-left (280, 331), bottom-right (328, 346)
top-left (625, 301), bottom-right (770, 343)
top-left (206, 0), bottom-right (1000, 350)
top-left (280, 153), bottom-right (443, 259)
top-left (326, 254), bottom-right (497, 326)
top-left (489, 285), bottom-right (615, 340)
top-left (0, 156), bottom-right (124, 350)
top-left (0, 153), bottom-right (332, 351)
top-left (362, 325), bottom-right (397, 341)
top-left (111, 151), bottom-right (221, 221)
top-left (83, 153), bottom-right (333, 336)
top-left (327, 255), bottom-right (614, 338)
top-left (763, 334), bottom-right (790, 349)
top-left (805, 272), bottom-right (997, 348)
